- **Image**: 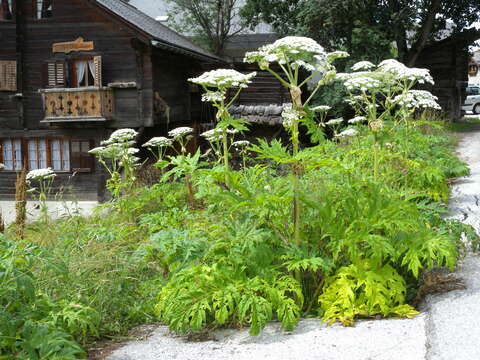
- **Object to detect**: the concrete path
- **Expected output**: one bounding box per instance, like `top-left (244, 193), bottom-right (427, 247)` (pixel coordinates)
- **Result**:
top-left (105, 128), bottom-right (480, 360)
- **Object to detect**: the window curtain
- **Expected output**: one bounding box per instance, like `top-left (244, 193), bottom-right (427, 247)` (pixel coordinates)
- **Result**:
top-left (88, 60), bottom-right (95, 86)
top-left (76, 61), bottom-right (87, 87)
top-left (41, 0), bottom-right (52, 18)
top-left (0, 0), bottom-right (12, 20)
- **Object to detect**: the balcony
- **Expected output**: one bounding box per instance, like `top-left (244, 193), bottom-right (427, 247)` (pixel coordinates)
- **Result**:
top-left (39, 87), bottom-right (115, 123)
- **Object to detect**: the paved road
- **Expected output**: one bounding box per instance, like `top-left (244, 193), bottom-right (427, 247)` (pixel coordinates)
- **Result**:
top-left (105, 128), bottom-right (480, 360)
top-left (0, 200), bottom-right (98, 225)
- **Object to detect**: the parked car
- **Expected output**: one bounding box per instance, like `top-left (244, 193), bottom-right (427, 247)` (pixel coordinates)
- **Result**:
top-left (462, 86), bottom-right (480, 114)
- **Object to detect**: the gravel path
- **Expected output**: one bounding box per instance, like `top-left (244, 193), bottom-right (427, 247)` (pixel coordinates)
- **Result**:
top-left (105, 127), bottom-right (480, 360)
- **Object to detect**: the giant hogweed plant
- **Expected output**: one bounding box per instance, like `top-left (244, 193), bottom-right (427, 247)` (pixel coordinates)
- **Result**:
top-left (89, 129), bottom-right (141, 199)
top-left (337, 59), bottom-right (441, 179)
top-left (244, 37), bottom-right (348, 245)
top-left (189, 69), bottom-right (256, 171)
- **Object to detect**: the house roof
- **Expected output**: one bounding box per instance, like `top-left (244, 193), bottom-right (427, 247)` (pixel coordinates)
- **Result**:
top-left (94, 0), bottom-right (223, 62)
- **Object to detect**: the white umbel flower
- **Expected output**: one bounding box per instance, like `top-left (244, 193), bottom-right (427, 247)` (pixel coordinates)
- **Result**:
top-left (281, 106), bottom-right (302, 128)
top-left (232, 140), bottom-right (250, 147)
top-left (326, 118), bottom-right (344, 126)
top-left (351, 61), bottom-right (376, 71)
top-left (335, 128), bottom-right (358, 138)
top-left (392, 90), bottom-right (441, 110)
top-left (26, 168), bottom-right (56, 181)
top-left (168, 127), bottom-right (194, 139)
top-left (104, 129), bottom-right (138, 144)
top-left (348, 116), bottom-right (366, 124)
top-left (142, 137), bottom-right (172, 148)
top-left (312, 105), bottom-right (331, 112)
top-left (189, 69), bottom-right (256, 89)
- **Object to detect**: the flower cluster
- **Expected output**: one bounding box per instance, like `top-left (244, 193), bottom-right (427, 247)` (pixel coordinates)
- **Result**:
top-left (142, 137), bottom-right (172, 148)
top-left (244, 36), bottom-right (329, 72)
top-left (326, 118), bottom-right (344, 126)
top-left (378, 59), bottom-right (434, 85)
top-left (102, 128), bottom-right (138, 145)
top-left (348, 116), bottom-right (366, 124)
top-left (201, 91), bottom-right (226, 103)
top-left (201, 128), bottom-right (238, 142)
top-left (335, 128), bottom-right (358, 138)
top-left (392, 90), bottom-right (441, 110)
top-left (281, 106), bottom-right (302, 128)
top-left (189, 69), bottom-right (256, 89)
top-left (351, 61), bottom-right (376, 71)
top-left (312, 105), bottom-right (331, 112)
top-left (344, 75), bottom-right (382, 92)
top-left (168, 127), bottom-right (193, 139)
top-left (26, 168), bottom-right (56, 181)
top-left (232, 140), bottom-right (250, 148)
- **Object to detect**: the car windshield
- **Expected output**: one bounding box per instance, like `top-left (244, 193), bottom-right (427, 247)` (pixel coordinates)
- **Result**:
top-left (467, 87), bottom-right (480, 96)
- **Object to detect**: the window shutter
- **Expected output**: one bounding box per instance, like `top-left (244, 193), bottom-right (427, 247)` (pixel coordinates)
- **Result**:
top-left (0, 60), bottom-right (17, 91)
top-left (44, 61), bottom-right (66, 88)
top-left (93, 56), bottom-right (102, 87)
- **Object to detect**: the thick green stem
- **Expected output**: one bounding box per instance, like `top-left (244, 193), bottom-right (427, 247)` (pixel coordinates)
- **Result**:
top-left (222, 131), bottom-right (229, 172)
top-left (291, 86), bottom-right (302, 246)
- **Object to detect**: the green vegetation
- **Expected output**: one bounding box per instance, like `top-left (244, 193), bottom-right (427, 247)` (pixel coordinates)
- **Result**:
top-left (1, 37), bottom-right (478, 358)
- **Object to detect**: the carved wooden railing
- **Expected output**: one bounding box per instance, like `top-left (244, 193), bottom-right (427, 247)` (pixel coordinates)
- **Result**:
top-left (40, 87), bottom-right (114, 122)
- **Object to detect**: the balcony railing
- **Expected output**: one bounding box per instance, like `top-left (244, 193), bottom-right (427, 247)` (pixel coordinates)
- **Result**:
top-left (39, 87), bottom-right (115, 123)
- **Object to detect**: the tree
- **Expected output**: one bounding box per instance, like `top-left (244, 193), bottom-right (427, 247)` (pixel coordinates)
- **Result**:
top-left (164, 0), bottom-right (246, 55)
top-left (241, 0), bottom-right (480, 65)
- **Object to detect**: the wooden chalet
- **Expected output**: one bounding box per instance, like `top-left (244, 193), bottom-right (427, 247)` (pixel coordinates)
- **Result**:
top-left (0, 0), bottom-right (222, 199)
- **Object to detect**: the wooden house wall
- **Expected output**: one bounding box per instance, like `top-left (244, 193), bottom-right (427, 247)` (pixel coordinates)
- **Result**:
top-left (151, 49), bottom-right (203, 129)
top-left (0, 0), bottom-right (156, 199)
top-left (415, 42), bottom-right (469, 121)
top-left (0, 23), bottom-right (18, 130)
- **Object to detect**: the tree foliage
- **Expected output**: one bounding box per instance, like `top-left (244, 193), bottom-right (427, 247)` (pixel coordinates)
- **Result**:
top-left (165, 0), bottom-right (246, 55)
top-left (240, 0), bottom-right (480, 65)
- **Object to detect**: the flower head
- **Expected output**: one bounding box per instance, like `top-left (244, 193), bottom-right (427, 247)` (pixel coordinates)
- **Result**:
top-left (348, 116), bottom-right (366, 124)
top-left (245, 36), bottom-right (330, 73)
top-left (351, 61), bottom-right (376, 71)
top-left (201, 91), bottom-right (226, 103)
top-left (26, 168), bottom-right (56, 182)
top-left (392, 90), bottom-right (441, 110)
top-left (168, 127), bottom-right (193, 139)
top-left (326, 118), bottom-right (344, 126)
top-left (189, 69), bottom-right (256, 89)
top-left (378, 59), bottom-right (434, 85)
top-left (232, 140), bottom-right (250, 148)
top-left (281, 105), bottom-right (302, 128)
top-left (103, 129), bottom-right (138, 145)
top-left (312, 105), bottom-right (331, 112)
top-left (142, 137), bottom-right (172, 148)
top-left (335, 128), bottom-right (358, 138)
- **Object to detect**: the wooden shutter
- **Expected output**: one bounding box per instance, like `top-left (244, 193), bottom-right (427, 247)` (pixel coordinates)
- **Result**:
top-left (93, 56), bottom-right (102, 87)
top-left (44, 61), bottom-right (66, 88)
top-left (0, 60), bottom-right (17, 91)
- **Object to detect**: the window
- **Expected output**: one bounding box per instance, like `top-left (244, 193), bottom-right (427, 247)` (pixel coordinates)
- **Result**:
top-left (0, 0), bottom-right (13, 21)
top-left (34, 0), bottom-right (52, 19)
top-left (44, 56), bottom-right (102, 88)
top-left (71, 140), bottom-right (94, 172)
top-left (2, 139), bottom-right (22, 171)
top-left (0, 138), bottom-right (94, 172)
top-left (27, 139), bottom-right (47, 170)
top-left (0, 60), bottom-right (17, 91)
top-left (73, 59), bottom-right (95, 87)
top-left (51, 139), bottom-right (70, 171)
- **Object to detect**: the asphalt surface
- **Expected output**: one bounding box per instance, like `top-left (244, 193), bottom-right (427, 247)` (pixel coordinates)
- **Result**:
top-left (104, 127), bottom-right (480, 360)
